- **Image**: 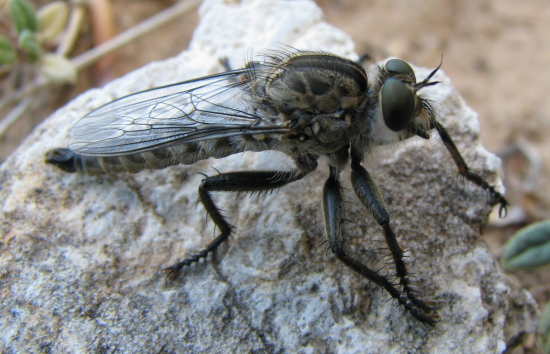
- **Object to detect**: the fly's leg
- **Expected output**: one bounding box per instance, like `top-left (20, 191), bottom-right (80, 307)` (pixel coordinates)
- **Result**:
top-left (349, 157), bottom-right (425, 309)
top-left (431, 119), bottom-right (508, 217)
top-left (164, 165), bottom-right (315, 280)
top-left (323, 166), bottom-right (438, 324)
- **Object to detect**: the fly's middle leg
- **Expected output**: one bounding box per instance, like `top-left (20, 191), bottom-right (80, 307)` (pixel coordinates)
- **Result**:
top-left (164, 169), bottom-right (311, 280)
top-left (324, 150), bottom-right (439, 324)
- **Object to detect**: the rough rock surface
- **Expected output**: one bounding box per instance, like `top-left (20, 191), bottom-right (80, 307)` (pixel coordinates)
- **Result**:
top-left (0, 0), bottom-right (538, 353)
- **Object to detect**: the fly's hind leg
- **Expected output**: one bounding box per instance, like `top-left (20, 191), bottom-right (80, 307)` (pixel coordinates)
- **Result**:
top-left (431, 119), bottom-right (508, 217)
top-left (165, 157), bottom-right (317, 280)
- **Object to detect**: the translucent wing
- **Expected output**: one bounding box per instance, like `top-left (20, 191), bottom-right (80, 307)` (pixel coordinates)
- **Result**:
top-left (68, 69), bottom-right (286, 156)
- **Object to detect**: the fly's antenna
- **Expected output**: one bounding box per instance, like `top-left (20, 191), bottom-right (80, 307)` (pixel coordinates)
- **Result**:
top-left (414, 55), bottom-right (443, 90)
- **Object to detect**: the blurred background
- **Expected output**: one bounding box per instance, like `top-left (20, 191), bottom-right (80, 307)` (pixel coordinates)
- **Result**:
top-left (1, 0), bottom-right (548, 352)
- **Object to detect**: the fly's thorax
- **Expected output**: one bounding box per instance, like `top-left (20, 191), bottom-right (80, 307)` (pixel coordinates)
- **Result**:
top-left (247, 51), bottom-right (370, 154)
top-left (260, 52), bottom-right (368, 115)
top-left (277, 109), bottom-right (353, 154)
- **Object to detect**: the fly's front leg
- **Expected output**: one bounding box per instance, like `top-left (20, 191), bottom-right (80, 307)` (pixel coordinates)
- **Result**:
top-left (323, 166), bottom-right (438, 324)
top-left (431, 119), bottom-right (508, 217)
top-left (165, 164), bottom-right (315, 280)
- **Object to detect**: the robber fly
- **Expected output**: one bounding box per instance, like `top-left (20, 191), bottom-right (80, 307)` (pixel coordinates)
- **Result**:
top-left (45, 49), bottom-right (507, 324)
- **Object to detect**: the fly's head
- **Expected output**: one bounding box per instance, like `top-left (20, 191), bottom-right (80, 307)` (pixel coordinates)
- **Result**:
top-left (249, 51), bottom-right (370, 154)
top-left (370, 59), bottom-right (441, 145)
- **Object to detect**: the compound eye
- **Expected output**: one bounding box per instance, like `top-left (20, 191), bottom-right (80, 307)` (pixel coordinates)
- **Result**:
top-left (385, 59), bottom-right (416, 83)
top-left (380, 78), bottom-right (415, 132)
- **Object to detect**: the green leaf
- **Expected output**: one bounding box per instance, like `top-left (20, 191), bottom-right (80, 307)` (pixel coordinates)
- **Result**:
top-left (502, 220), bottom-right (550, 271)
top-left (37, 1), bottom-right (69, 43)
top-left (9, 0), bottom-right (38, 34)
top-left (0, 35), bottom-right (17, 65)
top-left (18, 29), bottom-right (42, 61)
top-left (538, 301), bottom-right (550, 354)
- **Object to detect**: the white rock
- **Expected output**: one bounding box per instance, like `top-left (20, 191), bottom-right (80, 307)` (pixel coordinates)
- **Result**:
top-left (0, 0), bottom-right (538, 353)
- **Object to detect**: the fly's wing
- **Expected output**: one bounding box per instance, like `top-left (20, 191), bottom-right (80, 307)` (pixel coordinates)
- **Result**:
top-left (68, 69), bottom-right (287, 156)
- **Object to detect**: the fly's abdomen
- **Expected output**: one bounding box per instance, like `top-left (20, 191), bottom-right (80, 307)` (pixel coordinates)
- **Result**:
top-left (46, 147), bottom-right (183, 175)
top-left (45, 137), bottom-right (266, 175)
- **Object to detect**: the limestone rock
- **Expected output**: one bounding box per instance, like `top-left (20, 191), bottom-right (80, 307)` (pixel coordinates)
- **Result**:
top-left (0, 0), bottom-right (538, 353)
